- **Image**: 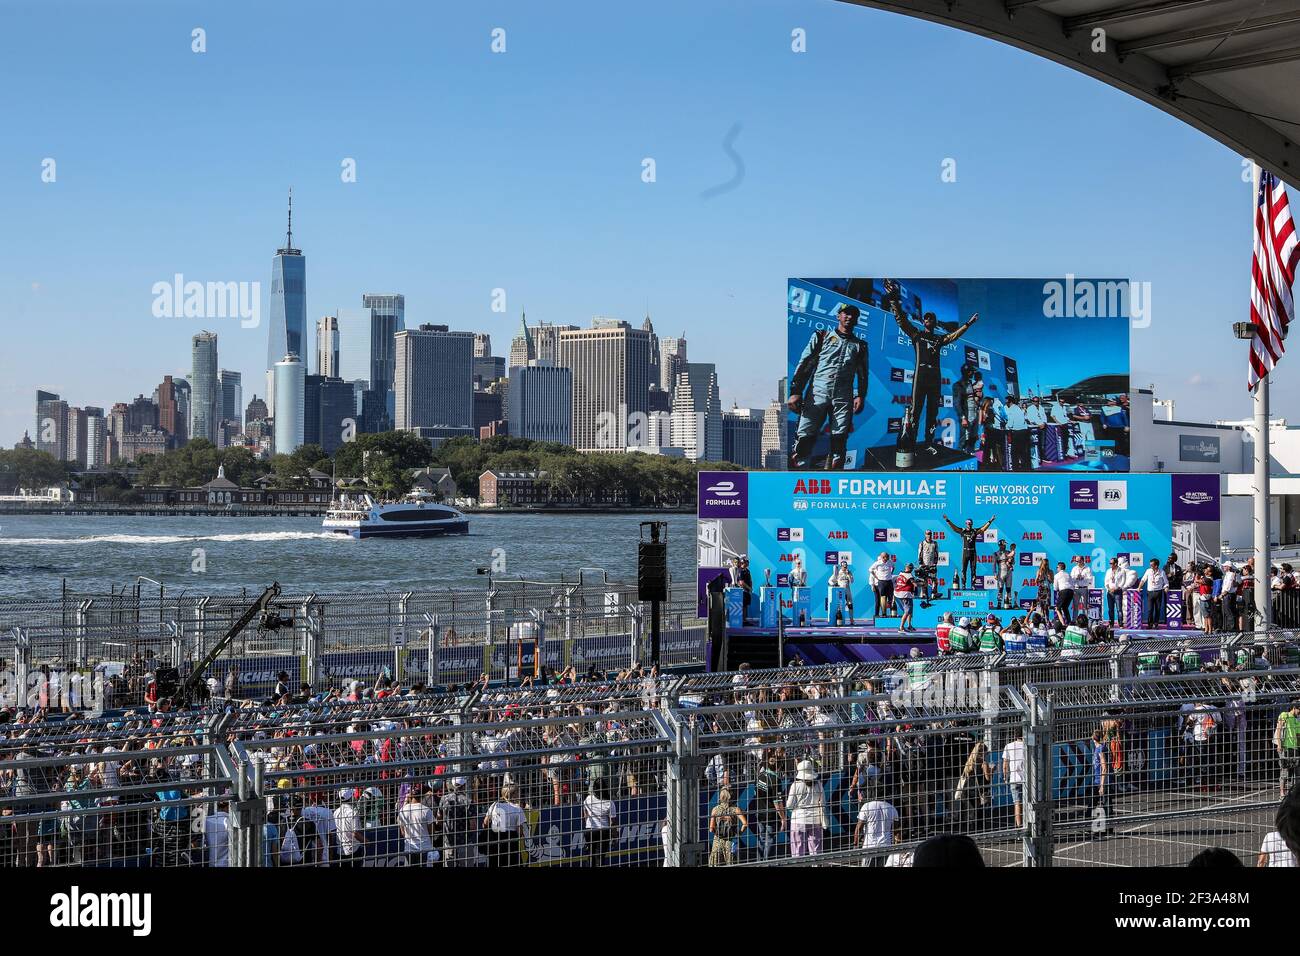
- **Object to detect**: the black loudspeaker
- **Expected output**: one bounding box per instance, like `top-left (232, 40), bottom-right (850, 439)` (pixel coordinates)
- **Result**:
top-left (638, 541), bottom-right (668, 602)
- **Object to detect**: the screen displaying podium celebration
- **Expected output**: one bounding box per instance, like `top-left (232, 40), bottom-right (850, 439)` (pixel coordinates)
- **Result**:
top-left (786, 277), bottom-right (1132, 472)
top-left (698, 470), bottom-right (1221, 634)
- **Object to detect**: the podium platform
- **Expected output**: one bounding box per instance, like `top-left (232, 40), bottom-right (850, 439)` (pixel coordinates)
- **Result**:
top-left (859, 443), bottom-right (977, 472)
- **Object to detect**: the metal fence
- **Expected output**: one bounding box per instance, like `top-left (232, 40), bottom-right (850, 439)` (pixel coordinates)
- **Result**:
top-left (7, 660), bottom-right (1296, 867)
top-left (1, 581), bottom-right (707, 712)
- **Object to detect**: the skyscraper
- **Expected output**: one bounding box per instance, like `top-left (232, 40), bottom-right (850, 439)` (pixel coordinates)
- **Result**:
top-left (35, 390), bottom-right (68, 460)
top-left (191, 331), bottom-right (220, 444)
top-left (670, 362), bottom-right (724, 462)
top-left (361, 293), bottom-right (405, 427)
top-left (508, 362), bottom-right (572, 445)
top-left (394, 324), bottom-right (474, 432)
top-left (722, 407), bottom-right (764, 469)
top-left (642, 314), bottom-right (660, 395)
top-left (334, 297), bottom-right (404, 433)
top-left (267, 190), bottom-right (306, 381)
top-left (84, 407), bottom-right (107, 469)
top-left (761, 398), bottom-right (788, 469)
top-left (473, 355), bottom-right (505, 390)
top-left (508, 314), bottom-right (533, 369)
top-left (218, 370), bottom-right (243, 432)
top-left (473, 332), bottom-right (492, 358)
top-left (317, 378), bottom-right (356, 455)
top-left (557, 320), bottom-right (653, 453)
top-left (157, 375), bottom-right (188, 447)
top-left (660, 335), bottom-right (687, 393)
top-left (174, 378), bottom-right (191, 442)
top-left (65, 406), bottom-right (88, 468)
top-left (273, 354), bottom-right (305, 456)
top-left (316, 315), bottom-right (339, 377)
top-left (245, 395), bottom-right (269, 425)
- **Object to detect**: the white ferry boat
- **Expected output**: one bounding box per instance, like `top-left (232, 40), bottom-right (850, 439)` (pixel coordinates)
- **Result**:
top-left (322, 492), bottom-right (470, 539)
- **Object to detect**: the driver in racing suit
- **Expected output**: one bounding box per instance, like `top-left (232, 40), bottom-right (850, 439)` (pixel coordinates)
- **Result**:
top-left (788, 304), bottom-right (870, 470)
top-left (883, 280), bottom-right (978, 457)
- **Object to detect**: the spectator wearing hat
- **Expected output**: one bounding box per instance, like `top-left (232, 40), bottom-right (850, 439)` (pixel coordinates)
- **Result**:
top-left (785, 759), bottom-right (829, 858)
top-left (334, 787), bottom-right (364, 866)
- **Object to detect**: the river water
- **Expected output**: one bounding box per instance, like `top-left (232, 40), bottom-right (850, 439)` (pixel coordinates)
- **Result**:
top-left (0, 512), bottom-right (698, 599)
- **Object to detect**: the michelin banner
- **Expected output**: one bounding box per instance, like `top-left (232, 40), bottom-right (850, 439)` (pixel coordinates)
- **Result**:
top-left (787, 277), bottom-right (1133, 473)
top-left (698, 471), bottom-right (1213, 628)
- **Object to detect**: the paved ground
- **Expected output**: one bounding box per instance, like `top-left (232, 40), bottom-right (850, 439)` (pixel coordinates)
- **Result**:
top-left (974, 782), bottom-right (1281, 867)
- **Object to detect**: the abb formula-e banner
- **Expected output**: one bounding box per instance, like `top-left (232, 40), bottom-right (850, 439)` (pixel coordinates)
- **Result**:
top-left (697, 471), bottom-right (1219, 628)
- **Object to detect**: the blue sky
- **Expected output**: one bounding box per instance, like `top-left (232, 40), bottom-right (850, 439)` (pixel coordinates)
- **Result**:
top-left (0, 0), bottom-right (1281, 449)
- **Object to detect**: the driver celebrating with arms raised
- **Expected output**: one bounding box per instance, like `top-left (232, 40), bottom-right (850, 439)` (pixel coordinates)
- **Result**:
top-left (882, 279), bottom-right (978, 459)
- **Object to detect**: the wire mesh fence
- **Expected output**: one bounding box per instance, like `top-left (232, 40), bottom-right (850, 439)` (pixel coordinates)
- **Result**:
top-left (4, 663), bottom-right (1298, 868)
top-left (2, 584), bottom-right (707, 712)
top-left (0, 728), bottom-right (236, 868)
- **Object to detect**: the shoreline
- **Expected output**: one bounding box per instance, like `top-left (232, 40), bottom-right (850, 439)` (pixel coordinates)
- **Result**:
top-left (0, 504), bottom-right (696, 517)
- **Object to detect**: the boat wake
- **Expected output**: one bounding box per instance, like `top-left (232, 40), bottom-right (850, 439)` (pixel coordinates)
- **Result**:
top-left (0, 531), bottom-right (347, 546)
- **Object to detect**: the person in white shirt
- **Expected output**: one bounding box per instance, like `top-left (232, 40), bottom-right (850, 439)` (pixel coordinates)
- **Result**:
top-left (1069, 556), bottom-right (1093, 619)
top-left (398, 787), bottom-right (436, 865)
top-left (868, 552), bottom-right (893, 619)
top-left (483, 785), bottom-right (530, 868)
top-left (1103, 558), bottom-right (1125, 626)
top-left (1052, 562), bottom-right (1074, 627)
top-left (853, 798), bottom-right (899, 867)
top-left (334, 788), bottom-right (364, 865)
top-left (1025, 395), bottom-right (1048, 466)
top-left (1120, 557), bottom-right (1139, 590)
top-left (785, 760), bottom-right (829, 858)
top-left (788, 554), bottom-right (807, 588)
top-left (582, 779), bottom-right (618, 867)
top-left (203, 802), bottom-right (230, 868)
top-left (1138, 559), bottom-right (1169, 629)
top-left (1221, 562), bottom-right (1241, 631)
top-left (1001, 733), bottom-right (1026, 828)
top-left (1258, 830), bottom-right (1297, 867)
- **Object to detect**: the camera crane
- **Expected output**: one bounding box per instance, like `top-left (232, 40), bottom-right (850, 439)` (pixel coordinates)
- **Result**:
top-left (176, 582), bottom-right (282, 707)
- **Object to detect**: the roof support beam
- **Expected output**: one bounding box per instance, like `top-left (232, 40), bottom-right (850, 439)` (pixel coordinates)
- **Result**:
top-left (1119, 9), bottom-right (1300, 57)
top-left (1063, 0), bottom-right (1231, 32)
top-left (1171, 43), bottom-right (1300, 77)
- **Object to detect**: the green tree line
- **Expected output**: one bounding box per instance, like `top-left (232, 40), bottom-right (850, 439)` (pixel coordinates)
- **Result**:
top-left (2, 432), bottom-right (742, 505)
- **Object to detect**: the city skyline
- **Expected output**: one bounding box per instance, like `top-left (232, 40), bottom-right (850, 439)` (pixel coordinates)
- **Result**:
top-left (1, 0), bottom-right (1287, 451)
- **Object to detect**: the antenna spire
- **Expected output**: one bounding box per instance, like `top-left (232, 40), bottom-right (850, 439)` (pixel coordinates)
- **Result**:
top-left (286, 188), bottom-right (293, 249)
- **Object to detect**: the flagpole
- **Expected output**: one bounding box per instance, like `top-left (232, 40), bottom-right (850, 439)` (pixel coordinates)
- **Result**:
top-left (1251, 161), bottom-right (1273, 631)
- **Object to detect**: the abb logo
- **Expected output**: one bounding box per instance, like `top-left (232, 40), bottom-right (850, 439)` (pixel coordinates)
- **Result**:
top-left (793, 479), bottom-right (833, 495)
top-left (1119, 532), bottom-right (1141, 541)
top-left (1022, 532), bottom-right (1042, 540)
top-left (778, 553), bottom-right (799, 562)
top-left (828, 531), bottom-right (849, 540)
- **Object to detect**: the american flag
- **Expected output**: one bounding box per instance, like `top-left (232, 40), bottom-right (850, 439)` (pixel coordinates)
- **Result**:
top-left (1248, 168), bottom-right (1299, 391)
